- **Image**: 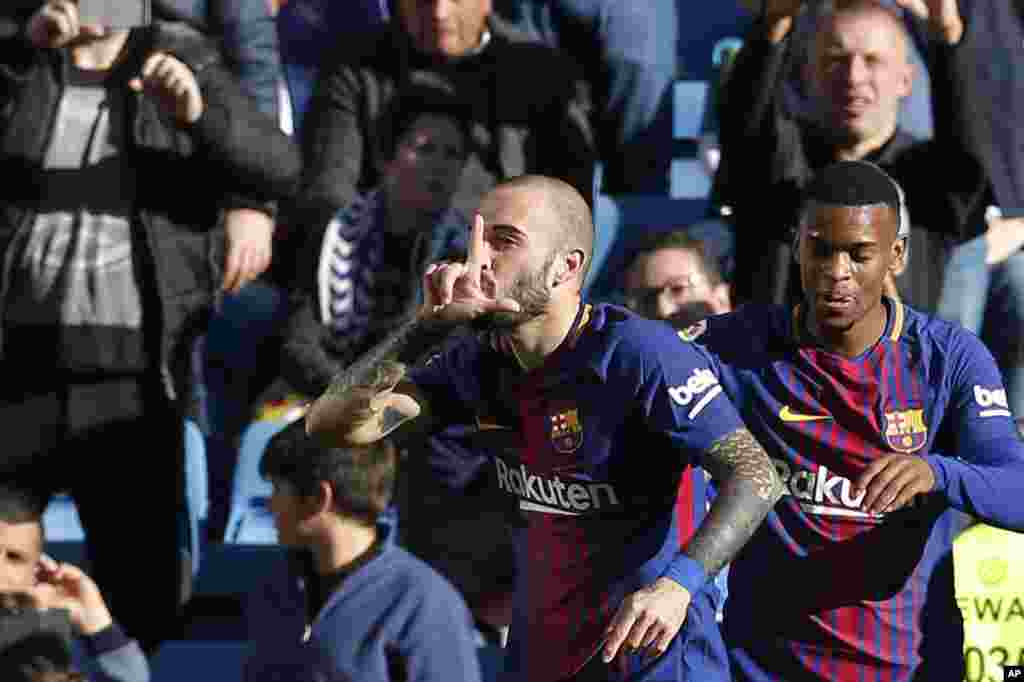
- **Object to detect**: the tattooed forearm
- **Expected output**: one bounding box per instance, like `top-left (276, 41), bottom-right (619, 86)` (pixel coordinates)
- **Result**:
top-left (686, 428), bottom-right (783, 577)
top-left (322, 313), bottom-right (454, 399)
top-left (703, 428), bottom-right (780, 500)
top-left (307, 313), bottom-right (455, 446)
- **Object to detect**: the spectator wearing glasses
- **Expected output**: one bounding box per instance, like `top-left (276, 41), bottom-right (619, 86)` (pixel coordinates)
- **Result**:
top-left (621, 231), bottom-right (732, 325)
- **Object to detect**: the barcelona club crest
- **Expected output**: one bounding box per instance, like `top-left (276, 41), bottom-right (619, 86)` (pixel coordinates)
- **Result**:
top-left (549, 406), bottom-right (584, 454)
top-left (883, 407), bottom-right (928, 453)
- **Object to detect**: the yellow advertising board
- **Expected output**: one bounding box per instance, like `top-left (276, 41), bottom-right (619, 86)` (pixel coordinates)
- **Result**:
top-left (955, 523), bottom-right (1024, 682)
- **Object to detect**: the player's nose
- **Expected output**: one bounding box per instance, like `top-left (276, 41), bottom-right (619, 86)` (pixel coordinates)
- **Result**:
top-left (822, 251), bottom-right (853, 280)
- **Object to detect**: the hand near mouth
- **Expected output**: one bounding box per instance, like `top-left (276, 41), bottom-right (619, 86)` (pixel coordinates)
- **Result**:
top-left (420, 214), bottom-right (522, 322)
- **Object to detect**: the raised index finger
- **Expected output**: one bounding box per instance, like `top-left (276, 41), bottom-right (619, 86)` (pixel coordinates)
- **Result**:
top-left (465, 213), bottom-right (486, 285)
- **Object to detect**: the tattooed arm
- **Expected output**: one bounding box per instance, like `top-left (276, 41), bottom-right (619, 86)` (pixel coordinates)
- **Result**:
top-left (602, 427), bottom-right (780, 662)
top-left (305, 312), bottom-right (457, 448)
top-left (686, 427), bottom-right (782, 575)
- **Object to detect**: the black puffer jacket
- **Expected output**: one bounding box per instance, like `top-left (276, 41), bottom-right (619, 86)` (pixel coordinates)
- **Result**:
top-left (0, 16), bottom-right (300, 404)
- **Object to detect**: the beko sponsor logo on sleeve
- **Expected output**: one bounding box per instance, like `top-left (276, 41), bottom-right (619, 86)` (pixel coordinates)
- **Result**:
top-left (668, 368), bottom-right (723, 419)
top-left (974, 385), bottom-right (1012, 418)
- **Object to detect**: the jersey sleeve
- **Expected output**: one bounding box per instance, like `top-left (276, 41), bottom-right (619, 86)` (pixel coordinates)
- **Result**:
top-left (609, 320), bottom-right (749, 595)
top-left (622, 321), bottom-right (746, 464)
top-left (404, 332), bottom-right (479, 426)
top-left (926, 330), bottom-right (1024, 530)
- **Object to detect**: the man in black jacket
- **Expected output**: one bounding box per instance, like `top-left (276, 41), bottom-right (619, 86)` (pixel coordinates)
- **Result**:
top-left (717, 0), bottom-right (1008, 312)
top-left (294, 0), bottom-right (596, 233)
top-left (0, 0), bottom-right (300, 650)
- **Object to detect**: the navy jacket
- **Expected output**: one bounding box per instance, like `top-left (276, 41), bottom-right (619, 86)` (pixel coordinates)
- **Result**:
top-left (243, 536), bottom-right (483, 682)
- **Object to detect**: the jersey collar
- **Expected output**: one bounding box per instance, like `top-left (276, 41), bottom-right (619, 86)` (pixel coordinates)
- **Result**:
top-left (790, 296), bottom-right (905, 349)
top-left (492, 301), bottom-right (592, 372)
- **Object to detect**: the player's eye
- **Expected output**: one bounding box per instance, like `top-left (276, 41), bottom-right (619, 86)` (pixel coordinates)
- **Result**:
top-left (852, 248), bottom-right (873, 263)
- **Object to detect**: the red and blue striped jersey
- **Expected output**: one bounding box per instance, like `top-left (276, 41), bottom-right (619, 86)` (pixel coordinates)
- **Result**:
top-left (693, 298), bottom-right (1024, 681)
top-left (410, 303), bottom-right (741, 682)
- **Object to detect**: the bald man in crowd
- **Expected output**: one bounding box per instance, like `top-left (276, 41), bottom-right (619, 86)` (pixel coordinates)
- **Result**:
top-left (305, 175), bottom-right (781, 682)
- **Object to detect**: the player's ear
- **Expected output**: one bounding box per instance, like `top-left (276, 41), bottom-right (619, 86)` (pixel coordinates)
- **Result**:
top-left (553, 249), bottom-right (585, 287)
top-left (889, 236), bottom-right (908, 277)
top-left (309, 481), bottom-right (334, 518)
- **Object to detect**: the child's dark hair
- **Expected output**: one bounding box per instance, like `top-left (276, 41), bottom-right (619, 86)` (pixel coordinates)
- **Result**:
top-left (260, 419), bottom-right (396, 527)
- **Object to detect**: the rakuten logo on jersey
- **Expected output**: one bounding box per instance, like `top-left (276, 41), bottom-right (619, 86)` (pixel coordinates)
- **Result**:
top-left (974, 385), bottom-right (1012, 418)
top-left (772, 458), bottom-right (884, 522)
top-left (668, 368), bottom-right (723, 419)
top-left (495, 458), bottom-right (621, 516)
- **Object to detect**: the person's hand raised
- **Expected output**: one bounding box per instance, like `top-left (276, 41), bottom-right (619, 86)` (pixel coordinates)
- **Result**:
top-left (739, 0), bottom-right (804, 20)
top-left (129, 52), bottom-right (205, 125)
top-left (26, 0), bottom-right (106, 49)
top-left (33, 556), bottom-right (113, 636)
top-left (984, 217), bottom-right (1024, 266)
top-left (893, 0), bottom-right (963, 43)
top-left (736, 0), bottom-right (805, 42)
top-left (420, 214), bottom-right (521, 323)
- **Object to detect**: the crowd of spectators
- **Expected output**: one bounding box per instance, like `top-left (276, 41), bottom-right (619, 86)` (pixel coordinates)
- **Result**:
top-left (2, 0), bottom-right (1023, 679)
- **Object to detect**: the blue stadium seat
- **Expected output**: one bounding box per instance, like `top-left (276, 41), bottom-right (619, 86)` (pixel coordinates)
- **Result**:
top-left (671, 80), bottom-right (714, 200)
top-left (43, 493), bottom-right (85, 543)
top-left (184, 419), bottom-right (208, 577)
top-left (43, 492), bottom-right (88, 568)
top-left (151, 641), bottom-right (246, 682)
top-left (225, 420), bottom-right (291, 544)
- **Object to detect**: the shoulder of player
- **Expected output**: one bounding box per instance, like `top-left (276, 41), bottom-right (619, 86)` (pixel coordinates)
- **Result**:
top-left (900, 304), bottom-right (985, 359)
top-left (577, 305), bottom-right (682, 378)
top-left (413, 327), bottom-right (485, 374)
top-left (690, 304), bottom-right (785, 353)
top-left (583, 303), bottom-right (781, 358)
top-left (587, 304), bottom-right (680, 352)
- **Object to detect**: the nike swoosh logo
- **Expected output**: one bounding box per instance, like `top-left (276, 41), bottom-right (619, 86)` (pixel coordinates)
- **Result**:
top-left (779, 406), bottom-right (833, 423)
